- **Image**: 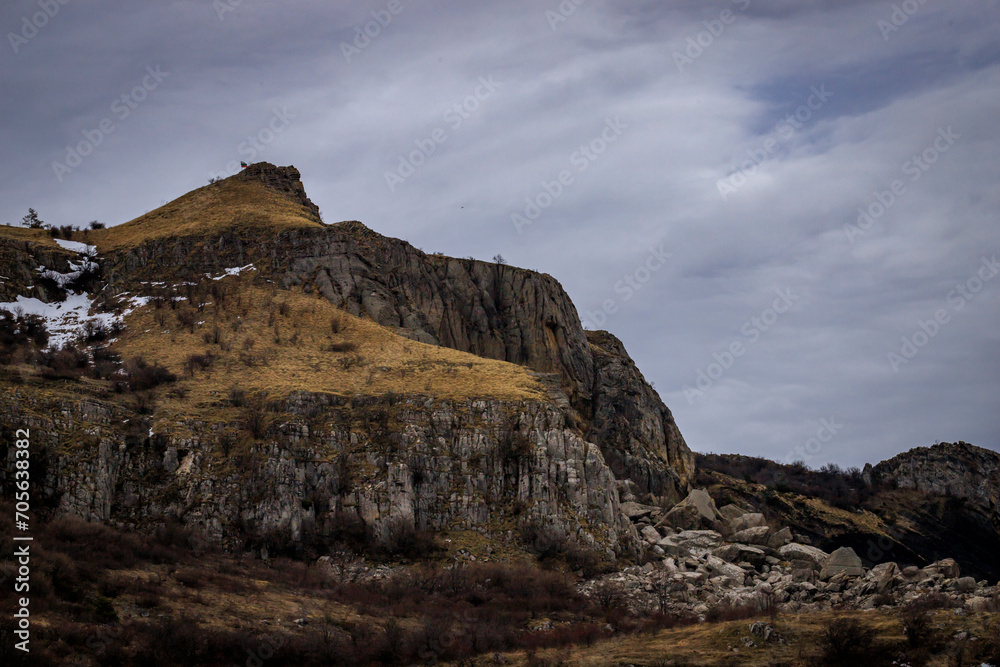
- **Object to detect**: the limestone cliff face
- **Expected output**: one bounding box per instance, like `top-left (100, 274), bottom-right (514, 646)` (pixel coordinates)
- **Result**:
top-left (586, 330), bottom-right (694, 503)
top-left (97, 163), bottom-right (696, 501)
top-left (3, 390), bottom-right (639, 558)
top-left (870, 442), bottom-right (1000, 520)
top-left (0, 234), bottom-right (80, 302)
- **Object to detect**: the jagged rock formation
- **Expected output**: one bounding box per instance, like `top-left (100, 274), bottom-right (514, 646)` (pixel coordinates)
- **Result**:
top-left (587, 331), bottom-right (694, 503)
top-left (95, 163), bottom-right (695, 502)
top-left (237, 162), bottom-right (322, 222)
top-left (869, 441), bottom-right (1000, 520)
top-left (6, 388), bottom-right (640, 559)
top-left (0, 230), bottom-right (80, 302)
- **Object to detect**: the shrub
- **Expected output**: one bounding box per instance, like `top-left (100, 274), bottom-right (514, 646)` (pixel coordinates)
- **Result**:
top-left (92, 596), bottom-right (118, 623)
top-left (202, 326), bottom-right (222, 345)
top-left (327, 341), bottom-right (357, 353)
top-left (185, 352), bottom-right (215, 376)
top-left (818, 617), bottom-right (879, 665)
top-left (40, 345), bottom-right (90, 380)
top-left (229, 386), bottom-right (248, 407)
top-left (132, 391), bottom-right (156, 415)
top-left (901, 605), bottom-right (933, 648)
top-left (590, 580), bottom-right (627, 613)
top-left (121, 357), bottom-right (176, 392)
top-left (176, 309), bottom-right (197, 332)
top-left (89, 220), bottom-right (106, 230)
top-left (243, 400), bottom-right (272, 439)
top-left (0, 311), bottom-right (49, 361)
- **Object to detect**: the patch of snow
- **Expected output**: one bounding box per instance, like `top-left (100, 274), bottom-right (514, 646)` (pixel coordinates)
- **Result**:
top-left (0, 291), bottom-right (148, 350)
top-left (208, 264), bottom-right (255, 280)
top-left (54, 239), bottom-right (97, 255)
top-left (0, 293), bottom-right (116, 348)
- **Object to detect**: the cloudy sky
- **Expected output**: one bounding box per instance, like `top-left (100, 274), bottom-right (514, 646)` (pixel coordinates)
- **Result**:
top-left (3, 0), bottom-right (998, 468)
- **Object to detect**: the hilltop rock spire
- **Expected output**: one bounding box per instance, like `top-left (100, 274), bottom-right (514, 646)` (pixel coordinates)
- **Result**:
top-left (237, 162), bottom-right (321, 222)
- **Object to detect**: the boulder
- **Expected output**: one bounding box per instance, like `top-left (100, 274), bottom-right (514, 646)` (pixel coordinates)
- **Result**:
top-left (778, 543), bottom-right (829, 567)
top-left (641, 525), bottom-right (662, 545)
top-left (729, 512), bottom-right (767, 533)
top-left (658, 530), bottom-right (722, 557)
top-left (731, 526), bottom-right (771, 545)
top-left (968, 596), bottom-right (995, 612)
top-left (790, 559), bottom-right (818, 583)
top-left (924, 558), bottom-right (961, 579)
top-left (706, 555), bottom-right (748, 586)
top-left (717, 504), bottom-right (748, 523)
top-left (767, 527), bottom-right (793, 549)
top-left (820, 547), bottom-right (865, 580)
top-left (865, 562), bottom-right (900, 593)
top-left (621, 501), bottom-right (655, 522)
top-left (658, 488), bottom-right (719, 531)
top-left (952, 576), bottom-right (977, 593)
top-left (712, 544), bottom-right (767, 569)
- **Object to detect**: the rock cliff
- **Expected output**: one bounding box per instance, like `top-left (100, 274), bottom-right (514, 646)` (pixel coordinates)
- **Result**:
top-left (4, 386), bottom-right (640, 559)
top-left (94, 163), bottom-right (695, 502)
top-left (869, 441), bottom-right (1000, 521)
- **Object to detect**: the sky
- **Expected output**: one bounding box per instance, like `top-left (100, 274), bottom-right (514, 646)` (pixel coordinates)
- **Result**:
top-left (2, 0), bottom-right (998, 468)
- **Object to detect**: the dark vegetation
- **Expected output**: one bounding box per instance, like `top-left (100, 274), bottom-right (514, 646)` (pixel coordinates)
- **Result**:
top-left (696, 453), bottom-right (876, 510)
top-left (0, 505), bottom-right (702, 667)
top-left (4, 506), bottom-right (996, 667)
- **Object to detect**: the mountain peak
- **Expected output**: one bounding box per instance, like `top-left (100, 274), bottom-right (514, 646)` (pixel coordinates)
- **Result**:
top-left (235, 162), bottom-right (321, 220)
top-left (92, 162), bottom-right (323, 251)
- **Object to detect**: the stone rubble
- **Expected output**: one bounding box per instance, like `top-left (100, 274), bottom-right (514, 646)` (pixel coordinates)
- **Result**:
top-left (580, 489), bottom-right (1000, 617)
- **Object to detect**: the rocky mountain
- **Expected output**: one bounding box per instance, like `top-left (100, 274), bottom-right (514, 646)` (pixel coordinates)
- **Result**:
top-left (0, 162), bottom-right (692, 565)
top-left (2, 162), bottom-right (998, 667)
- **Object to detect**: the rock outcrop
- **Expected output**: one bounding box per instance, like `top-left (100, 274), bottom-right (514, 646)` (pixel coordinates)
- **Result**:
top-left (3, 389), bottom-right (640, 559)
top-left (586, 331), bottom-right (694, 502)
top-left (585, 488), bottom-right (1000, 618)
top-left (95, 164), bottom-right (696, 501)
top-left (869, 441), bottom-right (1000, 520)
top-left (0, 232), bottom-right (80, 302)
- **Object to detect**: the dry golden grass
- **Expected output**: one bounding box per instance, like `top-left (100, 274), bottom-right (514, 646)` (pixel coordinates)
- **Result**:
top-left (490, 610), bottom-right (1000, 666)
top-left (89, 176), bottom-right (323, 251)
top-left (0, 223), bottom-right (62, 246)
top-left (111, 273), bottom-right (546, 411)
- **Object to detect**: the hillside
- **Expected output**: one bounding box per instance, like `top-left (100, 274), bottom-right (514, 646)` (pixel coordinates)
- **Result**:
top-left (1, 163), bottom-right (998, 667)
top-left (695, 446), bottom-right (1000, 581)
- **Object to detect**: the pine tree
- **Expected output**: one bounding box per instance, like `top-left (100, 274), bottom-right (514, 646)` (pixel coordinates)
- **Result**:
top-left (22, 208), bottom-right (44, 228)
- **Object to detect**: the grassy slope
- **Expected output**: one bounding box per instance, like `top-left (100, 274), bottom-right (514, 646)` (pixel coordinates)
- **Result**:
top-left (88, 176), bottom-right (323, 252)
top-left (0, 225), bottom-right (63, 246)
top-left (111, 273), bottom-right (546, 410)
